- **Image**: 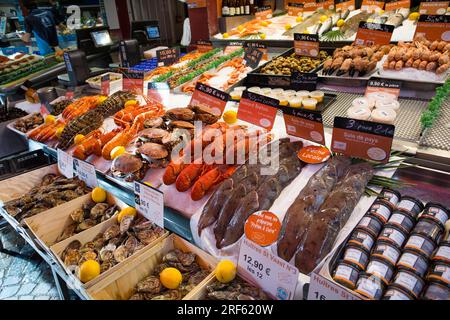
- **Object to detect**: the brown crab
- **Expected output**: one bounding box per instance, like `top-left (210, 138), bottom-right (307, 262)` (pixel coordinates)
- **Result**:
top-left (190, 104), bottom-right (220, 124)
top-left (111, 153), bottom-right (147, 182)
top-left (166, 108), bottom-right (195, 122)
top-left (137, 128), bottom-right (169, 145)
top-left (137, 143), bottom-right (170, 168)
top-left (144, 117), bottom-right (165, 129)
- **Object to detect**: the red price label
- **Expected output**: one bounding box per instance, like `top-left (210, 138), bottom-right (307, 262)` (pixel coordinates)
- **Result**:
top-left (385, 0), bottom-right (410, 11)
top-left (282, 107), bottom-right (325, 145)
top-left (355, 22), bottom-right (394, 46)
top-left (238, 91), bottom-right (279, 131)
top-left (419, 1), bottom-right (449, 15)
top-left (190, 83), bottom-right (229, 116)
top-left (245, 211), bottom-right (281, 247)
top-left (294, 34), bottom-right (320, 58)
top-left (255, 7), bottom-right (273, 19)
top-left (336, 0), bottom-right (356, 11)
top-left (414, 15), bottom-right (450, 41)
top-left (361, 0), bottom-right (385, 12)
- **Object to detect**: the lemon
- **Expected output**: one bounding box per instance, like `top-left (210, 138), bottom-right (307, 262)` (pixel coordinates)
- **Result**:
top-left (97, 96), bottom-right (107, 104)
top-left (215, 260), bottom-right (237, 284)
top-left (45, 115), bottom-right (56, 124)
top-left (160, 268), bottom-right (183, 289)
top-left (284, 24), bottom-right (292, 30)
top-left (409, 12), bottom-right (420, 21)
top-left (303, 30), bottom-right (310, 34)
top-left (378, 10), bottom-right (385, 14)
top-left (92, 187), bottom-right (107, 203)
top-left (260, 21), bottom-right (269, 27)
top-left (336, 19), bottom-right (345, 28)
top-left (55, 127), bottom-right (65, 139)
top-left (320, 15), bottom-right (328, 23)
top-left (237, 25), bottom-right (244, 32)
top-left (296, 16), bottom-right (304, 23)
top-left (117, 207), bottom-right (137, 223)
top-left (223, 33), bottom-right (230, 39)
top-left (223, 110), bottom-right (238, 125)
top-left (367, 18), bottom-right (374, 23)
top-left (74, 134), bottom-right (85, 145)
top-left (110, 146), bottom-right (126, 160)
top-left (260, 33), bottom-right (267, 40)
top-left (124, 100), bottom-right (138, 108)
top-left (79, 260), bottom-right (101, 283)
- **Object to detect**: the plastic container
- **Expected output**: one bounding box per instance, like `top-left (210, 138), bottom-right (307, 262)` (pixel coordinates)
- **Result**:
top-left (347, 106), bottom-right (371, 121)
top-left (310, 90), bottom-right (324, 103)
top-left (302, 98), bottom-right (318, 111)
top-left (378, 224), bottom-right (408, 249)
top-left (382, 284), bottom-right (415, 300)
top-left (349, 229), bottom-right (376, 252)
top-left (397, 250), bottom-right (429, 277)
top-left (397, 196), bottom-right (424, 218)
top-left (387, 211), bottom-right (416, 234)
top-left (404, 234), bottom-right (436, 258)
top-left (427, 262), bottom-right (450, 285)
top-left (356, 215), bottom-right (384, 238)
top-left (248, 87), bottom-right (261, 94)
top-left (352, 97), bottom-right (375, 110)
top-left (421, 203), bottom-right (450, 228)
top-left (412, 218), bottom-right (444, 244)
top-left (333, 261), bottom-right (361, 290)
top-left (354, 273), bottom-right (386, 300)
top-left (372, 241), bottom-right (402, 266)
top-left (366, 257), bottom-right (395, 285)
top-left (421, 281), bottom-right (450, 300)
top-left (296, 90), bottom-right (310, 99)
top-left (342, 245), bottom-right (370, 270)
top-left (380, 188), bottom-right (401, 207)
top-left (288, 98), bottom-right (302, 108)
top-left (432, 241), bottom-right (450, 264)
top-left (376, 99), bottom-right (400, 111)
top-left (392, 270), bottom-right (425, 299)
top-left (368, 200), bottom-right (395, 224)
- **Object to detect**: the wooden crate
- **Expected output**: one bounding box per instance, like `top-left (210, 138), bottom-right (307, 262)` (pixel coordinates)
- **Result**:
top-left (24, 192), bottom-right (128, 254)
top-left (87, 234), bottom-right (218, 300)
top-left (50, 215), bottom-right (169, 289)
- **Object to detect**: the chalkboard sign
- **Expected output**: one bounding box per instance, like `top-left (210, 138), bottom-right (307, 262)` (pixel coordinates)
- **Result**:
top-left (244, 47), bottom-right (264, 69)
top-left (291, 72), bottom-right (318, 91)
top-left (157, 48), bottom-right (180, 66)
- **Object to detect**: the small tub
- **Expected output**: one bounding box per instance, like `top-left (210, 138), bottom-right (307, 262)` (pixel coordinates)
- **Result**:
top-left (422, 282), bottom-right (450, 300)
top-left (302, 98), bottom-right (318, 111)
top-left (380, 188), bottom-right (401, 207)
top-left (428, 263), bottom-right (450, 285)
top-left (387, 211), bottom-right (416, 234)
top-left (422, 202), bottom-right (450, 228)
top-left (378, 224), bottom-right (408, 249)
top-left (366, 257), bottom-right (395, 285)
top-left (392, 270), bottom-right (425, 299)
top-left (372, 241), bottom-right (402, 266)
top-left (355, 273), bottom-right (386, 300)
top-left (368, 200), bottom-right (394, 224)
top-left (413, 218), bottom-right (444, 244)
top-left (349, 229), bottom-right (376, 252)
top-left (432, 241), bottom-right (450, 264)
top-left (382, 285), bottom-right (415, 300)
top-left (404, 234), bottom-right (436, 258)
top-left (397, 196), bottom-right (424, 218)
top-left (342, 245), bottom-right (370, 270)
top-left (310, 90), bottom-right (324, 103)
top-left (333, 261), bottom-right (361, 290)
top-left (356, 215), bottom-right (384, 238)
top-left (397, 250), bottom-right (429, 277)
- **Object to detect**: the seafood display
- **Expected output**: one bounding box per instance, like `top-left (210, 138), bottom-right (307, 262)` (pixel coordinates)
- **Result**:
top-left (260, 51), bottom-right (329, 75)
top-left (50, 99), bottom-right (73, 116)
top-left (61, 215), bottom-right (165, 279)
top-left (13, 113), bottom-right (44, 133)
top-left (3, 174), bottom-right (89, 224)
top-left (206, 278), bottom-right (269, 300)
top-left (198, 139), bottom-right (304, 248)
top-left (62, 96), bottom-right (103, 121)
top-left (278, 157), bottom-right (375, 274)
top-left (129, 249), bottom-right (210, 300)
top-left (0, 107), bottom-right (28, 123)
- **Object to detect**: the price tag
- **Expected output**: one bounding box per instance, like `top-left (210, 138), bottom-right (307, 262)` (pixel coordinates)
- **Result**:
top-left (244, 47), bottom-right (264, 69)
top-left (366, 79), bottom-right (402, 100)
top-left (57, 149), bottom-right (74, 179)
top-left (190, 83), bottom-right (229, 116)
top-left (40, 104), bottom-right (50, 117)
top-left (335, 0), bottom-right (356, 11)
top-left (73, 158), bottom-right (98, 188)
top-left (244, 211), bottom-right (281, 247)
top-left (290, 72), bottom-right (318, 91)
top-left (287, 3), bottom-right (304, 16)
top-left (224, 41), bottom-right (244, 55)
top-left (101, 74), bottom-right (110, 96)
top-left (419, 0), bottom-right (449, 15)
top-left (196, 40), bottom-right (213, 53)
top-left (303, 0), bottom-right (318, 11)
top-left (187, 0), bottom-right (207, 8)
top-left (157, 48), bottom-right (180, 67)
top-left (117, 68), bottom-right (145, 95)
top-left (308, 272), bottom-right (361, 300)
top-left (294, 34), bottom-right (319, 58)
top-left (298, 145), bottom-right (331, 164)
top-left (281, 106), bottom-right (325, 145)
top-left (245, 42), bottom-right (268, 61)
top-left (238, 91), bottom-right (279, 131)
top-left (414, 15), bottom-right (450, 41)
top-left (134, 181), bottom-right (164, 228)
top-left (385, 0), bottom-right (411, 11)
top-left (147, 82), bottom-right (170, 104)
top-left (238, 238), bottom-right (299, 300)
top-left (355, 22), bottom-right (394, 46)
top-left (315, 0), bottom-right (335, 10)
top-left (361, 0), bottom-right (385, 12)
top-left (65, 91), bottom-right (74, 100)
top-left (331, 117), bottom-right (395, 163)
top-left (255, 6), bottom-right (273, 20)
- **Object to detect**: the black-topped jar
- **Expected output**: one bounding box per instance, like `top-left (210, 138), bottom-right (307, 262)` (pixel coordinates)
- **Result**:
top-left (432, 241), bottom-right (450, 264)
top-left (422, 281), bottom-right (450, 300)
top-left (348, 229), bottom-right (376, 252)
top-left (368, 200), bottom-right (394, 224)
top-left (387, 210), bottom-right (416, 234)
top-left (342, 244), bottom-right (370, 270)
top-left (404, 233), bottom-right (436, 258)
top-left (380, 188), bottom-right (401, 207)
top-left (382, 284), bottom-right (415, 300)
top-left (365, 257), bottom-right (395, 285)
top-left (378, 224), bottom-right (408, 249)
top-left (355, 215), bottom-right (384, 238)
top-left (372, 241), bottom-right (402, 266)
top-left (397, 196), bottom-right (424, 218)
top-left (333, 261), bottom-right (361, 290)
top-left (427, 262), bottom-right (450, 286)
top-left (412, 218), bottom-right (444, 244)
top-left (392, 270), bottom-right (426, 299)
top-left (421, 202), bottom-right (450, 228)
top-left (397, 250), bottom-right (429, 277)
top-left (354, 273), bottom-right (386, 300)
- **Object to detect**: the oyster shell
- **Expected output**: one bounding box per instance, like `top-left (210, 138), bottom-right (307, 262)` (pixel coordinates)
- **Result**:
top-left (90, 203), bottom-right (110, 220)
top-left (76, 219), bottom-right (97, 233)
top-left (136, 276), bottom-right (162, 294)
top-left (104, 225), bottom-right (120, 241)
top-left (70, 208), bottom-right (84, 223)
top-left (120, 214), bottom-right (135, 234)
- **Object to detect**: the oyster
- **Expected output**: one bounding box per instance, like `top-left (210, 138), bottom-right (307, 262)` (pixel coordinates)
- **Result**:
top-left (76, 219), bottom-right (97, 233)
top-left (206, 278), bottom-right (269, 300)
top-left (99, 244), bottom-right (116, 261)
top-left (63, 250), bottom-right (81, 267)
top-left (136, 276), bottom-right (162, 294)
top-left (70, 208), bottom-right (85, 223)
top-left (90, 203), bottom-right (110, 220)
top-left (166, 108), bottom-right (195, 122)
top-left (151, 290), bottom-right (182, 300)
top-left (113, 246), bottom-right (129, 263)
top-left (120, 215), bottom-right (135, 234)
top-left (104, 225), bottom-right (120, 241)
top-left (57, 223), bottom-right (77, 242)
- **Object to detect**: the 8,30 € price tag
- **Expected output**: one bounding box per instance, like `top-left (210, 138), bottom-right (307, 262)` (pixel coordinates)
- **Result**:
top-left (134, 181), bottom-right (164, 228)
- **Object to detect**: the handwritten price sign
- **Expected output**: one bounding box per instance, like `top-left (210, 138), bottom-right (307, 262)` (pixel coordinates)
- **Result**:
top-left (57, 149), bottom-right (74, 179)
top-left (73, 159), bottom-right (97, 188)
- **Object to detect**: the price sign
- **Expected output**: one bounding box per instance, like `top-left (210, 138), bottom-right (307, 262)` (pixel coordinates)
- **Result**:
top-left (385, 0), bottom-right (411, 11)
top-left (196, 40), bottom-right (213, 53)
top-left (335, 0), bottom-right (356, 11)
top-left (294, 34), bottom-right (319, 57)
top-left (244, 47), bottom-right (264, 69)
top-left (245, 42), bottom-right (268, 61)
top-left (308, 272), bottom-right (361, 300)
top-left (117, 68), bottom-right (145, 95)
top-left (290, 72), bottom-right (318, 91)
top-left (73, 158), bottom-right (98, 188)
top-left (415, 15), bottom-right (450, 41)
top-left (366, 79), bottom-right (402, 99)
top-left (134, 181), bottom-right (164, 228)
top-left (281, 106), bottom-right (325, 145)
top-left (355, 22), bottom-right (394, 46)
top-left (298, 145), bottom-right (331, 164)
top-left (238, 238), bottom-right (299, 300)
top-left (238, 90), bottom-right (279, 131)
top-left (157, 48), bottom-right (180, 66)
top-left (301, 0), bottom-right (318, 11)
top-left (419, 0), bottom-right (449, 15)
top-left (315, 0), bottom-right (334, 10)
top-left (224, 41), bottom-right (244, 55)
top-left (255, 6), bottom-right (273, 20)
top-left (57, 149), bottom-right (74, 179)
top-left (101, 74), bottom-right (110, 96)
top-left (287, 3), bottom-right (304, 16)
top-left (65, 91), bottom-right (74, 100)
top-left (361, 0), bottom-right (385, 12)
top-left (147, 82), bottom-right (170, 104)
top-left (331, 117), bottom-right (395, 163)
top-left (190, 83), bottom-right (229, 116)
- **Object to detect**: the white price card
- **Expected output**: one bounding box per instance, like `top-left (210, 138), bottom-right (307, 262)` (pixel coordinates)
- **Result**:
top-left (308, 272), bottom-right (361, 300)
top-left (73, 159), bottom-right (98, 188)
top-left (238, 238), bottom-right (299, 300)
top-left (57, 149), bottom-right (74, 179)
top-left (134, 182), bottom-right (164, 229)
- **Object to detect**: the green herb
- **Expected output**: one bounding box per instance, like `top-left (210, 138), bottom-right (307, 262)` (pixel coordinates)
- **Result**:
top-left (420, 79), bottom-right (450, 130)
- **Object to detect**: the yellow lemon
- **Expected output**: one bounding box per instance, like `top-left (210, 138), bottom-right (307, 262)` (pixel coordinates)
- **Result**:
top-left (74, 134), bottom-right (85, 145)
top-left (91, 187), bottom-right (107, 203)
top-left (336, 19), bottom-right (345, 28)
top-left (260, 33), bottom-right (267, 40)
top-left (97, 96), bottom-right (107, 104)
top-left (110, 146), bottom-right (126, 160)
top-left (215, 260), bottom-right (237, 284)
top-left (124, 100), bottom-right (138, 108)
top-left (409, 12), bottom-right (420, 21)
top-left (223, 33), bottom-right (230, 39)
top-left (160, 268), bottom-right (183, 289)
top-left (284, 24), bottom-right (292, 30)
top-left (320, 15), bottom-right (328, 23)
top-left (378, 10), bottom-right (385, 14)
top-left (260, 21), bottom-right (269, 27)
top-left (79, 260), bottom-right (101, 283)
top-left (367, 18), bottom-right (374, 23)
top-left (266, 20), bottom-right (272, 25)
top-left (223, 110), bottom-right (238, 125)
top-left (296, 16), bottom-right (304, 23)
top-left (45, 115), bottom-right (56, 124)
top-left (117, 207), bottom-right (137, 223)
top-left (237, 25), bottom-right (244, 32)
top-left (55, 127), bottom-right (65, 139)
top-left (303, 30), bottom-right (310, 34)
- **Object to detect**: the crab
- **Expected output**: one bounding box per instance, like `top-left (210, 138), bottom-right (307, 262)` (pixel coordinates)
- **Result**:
top-left (136, 143), bottom-right (170, 168)
top-left (143, 117), bottom-right (165, 129)
top-left (166, 108), bottom-right (195, 122)
top-left (189, 104), bottom-right (220, 124)
top-left (111, 153), bottom-right (147, 182)
top-left (137, 128), bottom-right (170, 145)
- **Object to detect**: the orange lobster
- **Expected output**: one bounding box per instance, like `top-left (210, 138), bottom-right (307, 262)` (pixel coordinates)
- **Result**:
top-left (163, 162), bottom-right (188, 185)
top-left (175, 164), bottom-right (215, 193)
top-left (113, 102), bottom-right (164, 127)
top-left (191, 165), bottom-right (237, 201)
top-left (62, 96), bottom-right (102, 120)
top-left (28, 119), bottom-right (66, 142)
top-left (72, 128), bottom-right (121, 160)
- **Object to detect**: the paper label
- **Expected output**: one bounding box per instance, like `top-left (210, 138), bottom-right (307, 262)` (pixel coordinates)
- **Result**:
top-left (238, 238), bottom-right (299, 300)
top-left (281, 107), bottom-right (325, 145)
top-left (419, 1), bottom-right (449, 15)
top-left (245, 42), bottom-right (268, 61)
top-left (147, 82), bottom-right (169, 104)
top-left (303, 0), bottom-right (318, 11)
top-left (73, 159), bottom-right (98, 188)
top-left (224, 41), bottom-right (244, 55)
top-left (355, 22), bottom-right (394, 46)
top-left (157, 48), bottom-right (180, 66)
top-left (244, 211), bottom-right (281, 247)
top-left (294, 34), bottom-right (319, 58)
top-left (414, 15), bottom-right (450, 41)
top-left (315, 0), bottom-right (335, 10)
top-left (134, 181), bottom-right (164, 228)
top-left (190, 83), bottom-right (229, 116)
top-left (385, 0), bottom-right (411, 11)
top-left (297, 145), bottom-right (331, 164)
top-left (57, 149), bottom-right (74, 179)
top-left (309, 272), bottom-right (361, 300)
top-left (196, 40), bottom-right (213, 53)
top-left (366, 79), bottom-right (402, 99)
top-left (255, 6), bottom-right (273, 19)
top-left (361, 0), bottom-right (385, 12)
top-left (101, 74), bottom-right (110, 96)
top-left (335, 0), bottom-right (356, 11)
top-left (331, 117), bottom-right (395, 163)
top-left (238, 91), bottom-right (279, 131)
top-left (287, 3), bottom-right (304, 16)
